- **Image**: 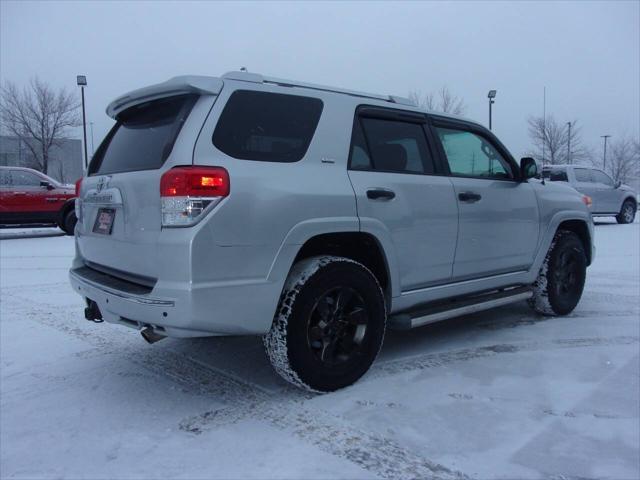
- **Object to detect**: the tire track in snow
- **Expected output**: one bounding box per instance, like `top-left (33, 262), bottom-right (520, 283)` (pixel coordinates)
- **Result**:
top-left (8, 297), bottom-right (269, 403)
top-left (369, 336), bottom-right (639, 379)
top-left (11, 293), bottom-right (636, 480)
top-left (181, 400), bottom-right (467, 480)
top-left (7, 293), bottom-right (466, 480)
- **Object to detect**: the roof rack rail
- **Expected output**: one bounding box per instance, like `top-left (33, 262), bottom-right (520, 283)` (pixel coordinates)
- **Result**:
top-left (221, 71), bottom-right (415, 107)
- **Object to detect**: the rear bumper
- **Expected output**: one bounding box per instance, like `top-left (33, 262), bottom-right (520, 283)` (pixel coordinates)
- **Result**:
top-left (69, 264), bottom-right (279, 338)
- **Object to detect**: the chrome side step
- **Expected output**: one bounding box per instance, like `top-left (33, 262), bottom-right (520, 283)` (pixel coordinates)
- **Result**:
top-left (389, 286), bottom-right (533, 330)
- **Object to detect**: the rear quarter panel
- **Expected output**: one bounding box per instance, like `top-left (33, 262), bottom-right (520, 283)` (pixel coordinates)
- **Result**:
top-left (191, 81), bottom-right (359, 287)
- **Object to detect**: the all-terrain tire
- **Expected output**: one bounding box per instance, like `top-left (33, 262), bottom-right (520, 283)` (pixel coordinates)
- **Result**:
top-left (263, 256), bottom-right (386, 392)
top-left (616, 199), bottom-right (636, 224)
top-left (61, 210), bottom-right (77, 236)
top-left (528, 230), bottom-right (587, 316)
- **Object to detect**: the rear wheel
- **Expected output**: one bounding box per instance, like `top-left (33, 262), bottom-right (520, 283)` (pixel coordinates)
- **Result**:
top-left (264, 256), bottom-right (386, 392)
top-left (616, 199), bottom-right (636, 224)
top-left (529, 230), bottom-right (586, 316)
top-left (61, 210), bottom-right (77, 236)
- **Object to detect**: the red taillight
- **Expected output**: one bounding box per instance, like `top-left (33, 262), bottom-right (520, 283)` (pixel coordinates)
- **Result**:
top-left (160, 167), bottom-right (230, 197)
top-left (75, 177), bottom-right (83, 196)
top-left (582, 195), bottom-right (592, 207)
top-left (160, 166), bottom-right (230, 227)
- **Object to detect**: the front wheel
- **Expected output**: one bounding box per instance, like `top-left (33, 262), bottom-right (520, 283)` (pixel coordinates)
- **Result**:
top-left (529, 230), bottom-right (587, 316)
top-left (264, 256), bottom-right (386, 392)
top-left (616, 199), bottom-right (636, 224)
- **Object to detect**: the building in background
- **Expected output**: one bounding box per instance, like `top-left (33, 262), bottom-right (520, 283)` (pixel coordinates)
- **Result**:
top-left (0, 136), bottom-right (83, 184)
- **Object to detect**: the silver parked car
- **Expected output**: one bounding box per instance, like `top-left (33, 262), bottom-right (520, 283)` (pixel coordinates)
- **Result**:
top-left (542, 165), bottom-right (637, 224)
top-left (70, 71), bottom-right (594, 392)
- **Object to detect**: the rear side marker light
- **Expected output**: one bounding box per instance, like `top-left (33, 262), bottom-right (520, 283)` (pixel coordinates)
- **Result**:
top-left (160, 166), bottom-right (230, 227)
top-left (582, 195), bottom-right (592, 208)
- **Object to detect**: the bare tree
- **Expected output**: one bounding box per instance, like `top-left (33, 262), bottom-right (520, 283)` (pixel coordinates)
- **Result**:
top-left (526, 115), bottom-right (589, 165)
top-left (0, 78), bottom-right (80, 175)
top-left (604, 136), bottom-right (640, 184)
top-left (409, 86), bottom-right (466, 115)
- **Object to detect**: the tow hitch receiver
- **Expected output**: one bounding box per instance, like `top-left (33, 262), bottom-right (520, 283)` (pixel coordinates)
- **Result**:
top-left (84, 299), bottom-right (103, 323)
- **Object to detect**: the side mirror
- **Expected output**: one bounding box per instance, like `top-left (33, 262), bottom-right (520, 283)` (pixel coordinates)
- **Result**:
top-left (520, 157), bottom-right (538, 180)
top-left (614, 180), bottom-right (622, 189)
top-left (40, 180), bottom-right (54, 190)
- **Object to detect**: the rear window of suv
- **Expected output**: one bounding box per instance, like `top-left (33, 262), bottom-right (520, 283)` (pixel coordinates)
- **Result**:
top-left (89, 94), bottom-right (198, 175)
top-left (213, 90), bottom-right (323, 162)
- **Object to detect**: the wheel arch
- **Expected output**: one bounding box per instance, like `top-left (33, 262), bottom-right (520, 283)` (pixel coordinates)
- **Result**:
top-left (292, 232), bottom-right (394, 308)
top-left (622, 195), bottom-right (637, 210)
top-left (529, 211), bottom-right (594, 280)
top-left (557, 219), bottom-right (593, 266)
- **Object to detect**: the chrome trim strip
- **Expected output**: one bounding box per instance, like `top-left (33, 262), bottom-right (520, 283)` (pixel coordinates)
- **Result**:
top-left (409, 291), bottom-right (533, 328)
top-left (401, 270), bottom-right (529, 297)
top-left (70, 270), bottom-right (175, 307)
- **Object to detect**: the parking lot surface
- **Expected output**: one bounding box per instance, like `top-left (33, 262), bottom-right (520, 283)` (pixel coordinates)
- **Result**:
top-left (1, 220), bottom-right (638, 479)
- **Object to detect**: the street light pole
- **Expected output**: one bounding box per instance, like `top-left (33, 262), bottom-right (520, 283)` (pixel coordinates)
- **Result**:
top-left (89, 122), bottom-right (95, 155)
top-left (76, 75), bottom-right (88, 170)
top-left (566, 122), bottom-right (572, 164)
top-left (601, 135), bottom-right (612, 172)
top-left (487, 90), bottom-right (497, 130)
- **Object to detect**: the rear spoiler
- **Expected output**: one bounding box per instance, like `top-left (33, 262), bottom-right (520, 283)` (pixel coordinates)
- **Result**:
top-left (106, 76), bottom-right (224, 119)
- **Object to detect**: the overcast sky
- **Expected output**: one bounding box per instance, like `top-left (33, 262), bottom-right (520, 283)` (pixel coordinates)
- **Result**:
top-left (1, 0), bottom-right (638, 160)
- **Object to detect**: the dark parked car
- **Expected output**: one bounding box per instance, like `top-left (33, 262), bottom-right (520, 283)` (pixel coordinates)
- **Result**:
top-left (0, 166), bottom-right (77, 234)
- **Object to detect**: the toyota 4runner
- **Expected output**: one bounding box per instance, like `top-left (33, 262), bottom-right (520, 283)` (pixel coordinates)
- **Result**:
top-left (70, 71), bottom-right (594, 392)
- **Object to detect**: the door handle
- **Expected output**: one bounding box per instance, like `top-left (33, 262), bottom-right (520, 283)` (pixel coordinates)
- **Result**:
top-left (13, 192), bottom-right (26, 195)
top-left (458, 192), bottom-right (482, 203)
top-left (367, 189), bottom-right (395, 200)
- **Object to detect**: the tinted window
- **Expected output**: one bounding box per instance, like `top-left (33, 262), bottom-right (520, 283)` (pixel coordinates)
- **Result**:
top-left (213, 90), bottom-right (323, 162)
top-left (12, 171), bottom-right (41, 186)
top-left (574, 168), bottom-right (593, 182)
top-left (435, 127), bottom-right (512, 179)
top-left (0, 170), bottom-right (11, 186)
top-left (349, 120), bottom-right (372, 170)
top-left (90, 94), bottom-right (197, 175)
top-left (359, 117), bottom-right (434, 174)
top-left (592, 170), bottom-right (614, 186)
top-left (542, 169), bottom-right (569, 182)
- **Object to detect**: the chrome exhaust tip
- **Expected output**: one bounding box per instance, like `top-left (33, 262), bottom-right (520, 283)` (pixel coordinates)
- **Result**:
top-left (140, 327), bottom-right (166, 344)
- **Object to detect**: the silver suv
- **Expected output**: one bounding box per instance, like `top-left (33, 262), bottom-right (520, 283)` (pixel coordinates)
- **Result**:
top-left (542, 165), bottom-right (637, 224)
top-left (70, 71), bottom-right (594, 392)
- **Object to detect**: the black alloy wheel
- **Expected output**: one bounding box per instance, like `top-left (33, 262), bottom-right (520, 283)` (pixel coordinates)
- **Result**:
top-left (307, 286), bottom-right (369, 367)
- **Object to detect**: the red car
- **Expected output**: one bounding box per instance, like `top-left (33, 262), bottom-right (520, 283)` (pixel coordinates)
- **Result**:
top-left (0, 166), bottom-right (78, 235)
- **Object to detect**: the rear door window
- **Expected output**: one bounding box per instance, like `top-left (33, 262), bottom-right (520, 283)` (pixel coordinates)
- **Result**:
top-left (0, 170), bottom-right (12, 186)
top-left (213, 90), bottom-right (323, 162)
top-left (90, 94), bottom-right (198, 175)
top-left (574, 168), bottom-right (593, 182)
top-left (356, 117), bottom-right (435, 174)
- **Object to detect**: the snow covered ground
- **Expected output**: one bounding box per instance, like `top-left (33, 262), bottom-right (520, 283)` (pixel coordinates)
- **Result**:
top-left (1, 220), bottom-right (638, 479)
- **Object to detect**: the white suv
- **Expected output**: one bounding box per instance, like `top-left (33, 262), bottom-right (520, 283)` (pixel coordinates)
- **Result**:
top-left (542, 165), bottom-right (637, 224)
top-left (70, 71), bottom-right (594, 391)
